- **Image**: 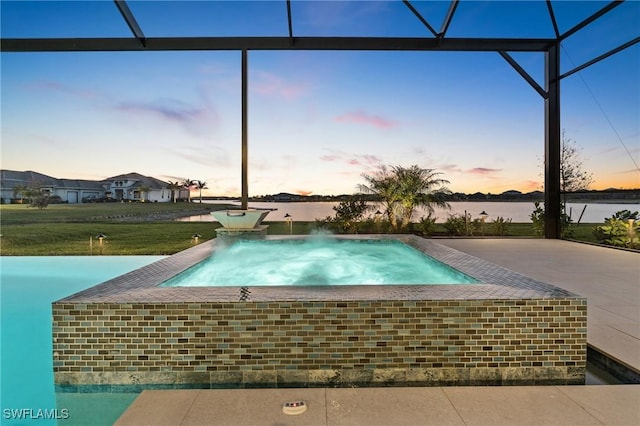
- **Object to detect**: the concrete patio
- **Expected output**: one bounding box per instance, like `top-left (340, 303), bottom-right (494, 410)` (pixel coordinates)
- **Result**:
top-left (115, 385), bottom-right (639, 426)
top-left (115, 239), bottom-right (640, 425)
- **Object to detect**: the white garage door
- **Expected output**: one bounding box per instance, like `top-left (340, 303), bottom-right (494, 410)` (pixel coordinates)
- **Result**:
top-left (67, 191), bottom-right (79, 203)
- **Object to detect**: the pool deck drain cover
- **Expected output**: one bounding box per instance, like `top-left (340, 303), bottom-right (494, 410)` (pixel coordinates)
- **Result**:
top-left (282, 400), bottom-right (307, 415)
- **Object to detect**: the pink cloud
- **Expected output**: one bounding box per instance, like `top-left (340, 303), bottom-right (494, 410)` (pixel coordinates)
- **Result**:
top-left (466, 167), bottom-right (502, 175)
top-left (522, 180), bottom-right (542, 191)
top-left (117, 99), bottom-right (207, 124)
top-left (252, 71), bottom-right (308, 100)
top-left (197, 63), bottom-right (227, 75)
top-left (334, 110), bottom-right (398, 129)
top-left (115, 94), bottom-right (220, 137)
top-left (359, 154), bottom-right (382, 165)
top-left (296, 190), bottom-right (313, 196)
top-left (437, 164), bottom-right (462, 173)
top-left (25, 80), bottom-right (98, 99)
top-left (343, 154), bottom-right (383, 168)
top-left (320, 155), bottom-right (341, 162)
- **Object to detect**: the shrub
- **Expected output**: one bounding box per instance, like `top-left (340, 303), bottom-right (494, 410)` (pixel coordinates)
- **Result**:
top-left (530, 201), bottom-right (545, 236)
top-left (492, 216), bottom-right (512, 236)
top-left (333, 198), bottom-right (368, 233)
top-left (606, 209), bottom-right (638, 221)
top-left (315, 197), bottom-right (368, 234)
top-left (593, 210), bottom-right (640, 249)
top-left (444, 213), bottom-right (472, 236)
top-left (30, 195), bottom-right (51, 209)
top-left (417, 214), bottom-right (437, 236)
top-left (530, 201), bottom-right (574, 238)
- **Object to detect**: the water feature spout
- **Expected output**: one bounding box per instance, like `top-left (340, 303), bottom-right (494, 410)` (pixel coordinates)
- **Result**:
top-left (211, 209), bottom-right (272, 229)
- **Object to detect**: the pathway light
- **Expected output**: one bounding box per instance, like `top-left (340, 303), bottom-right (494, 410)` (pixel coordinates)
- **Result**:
top-left (479, 211), bottom-right (488, 236)
top-left (284, 213), bottom-right (293, 235)
top-left (96, 233), bottom-right (107, 254)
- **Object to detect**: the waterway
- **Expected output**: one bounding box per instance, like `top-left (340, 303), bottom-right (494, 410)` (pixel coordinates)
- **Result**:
top-left (178, 201), bottom-right (637, 223)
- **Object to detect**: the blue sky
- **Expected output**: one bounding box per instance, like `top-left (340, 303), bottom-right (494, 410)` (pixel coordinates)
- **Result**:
top-left (1, 1), bottom-right (638, 196)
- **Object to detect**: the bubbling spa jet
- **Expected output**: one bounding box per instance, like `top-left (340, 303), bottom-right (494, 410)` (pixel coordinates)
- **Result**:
top-left (52, 219), bottom-right (586, 390)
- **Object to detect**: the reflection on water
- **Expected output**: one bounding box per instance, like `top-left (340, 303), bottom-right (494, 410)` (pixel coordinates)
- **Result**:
top-left (179, 201), bottom-right (637, 223)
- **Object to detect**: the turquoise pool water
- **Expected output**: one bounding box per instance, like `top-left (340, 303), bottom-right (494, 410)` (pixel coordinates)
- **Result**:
top-left (162, 238), bottom-right (479, 287)
top-left (0, 256), bottom-right (164, 426)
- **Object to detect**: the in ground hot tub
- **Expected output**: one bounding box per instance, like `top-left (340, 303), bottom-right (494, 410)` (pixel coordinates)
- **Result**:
top-left (52, 235), bottom-right (587, 391)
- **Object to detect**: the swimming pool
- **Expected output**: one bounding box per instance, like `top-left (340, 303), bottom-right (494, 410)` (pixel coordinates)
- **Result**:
top-left (161, 238), bottom-right (479, 286)
top-left (0, 256), bottom-right (164, 426)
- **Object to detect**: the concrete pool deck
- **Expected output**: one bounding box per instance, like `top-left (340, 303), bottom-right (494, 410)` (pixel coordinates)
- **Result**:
top-left (115, 238), bottom-right (640, 425)
top-left (115, 385), bottom-right (639, 425)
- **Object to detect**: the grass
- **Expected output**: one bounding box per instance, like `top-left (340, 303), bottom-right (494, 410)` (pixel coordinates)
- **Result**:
top-left (0, 202), bottom-right (220, 225)
top-left (1, 223), bottom-right (221, 255)
top-left (0, 203), bottom-right (603, 255)
top-left (0, 203), bottom-right (227, 255)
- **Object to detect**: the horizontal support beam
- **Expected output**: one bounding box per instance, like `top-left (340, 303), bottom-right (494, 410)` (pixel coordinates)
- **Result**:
top-left (0, 36), bottom-right (555, 53)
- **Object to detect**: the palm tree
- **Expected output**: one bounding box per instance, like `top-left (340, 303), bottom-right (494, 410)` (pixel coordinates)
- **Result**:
top-left (138, 185), bottom-right (150, 202)
top-left (167, 181), bottom-right (181, 203)
top-left (393, 165), bottom-right (451, 228)
top-left (360, 165), bottom-right (451, 230)
top-left (194, 180), bottom-right (208, 203)
top-left (12, 184), bottom-right (27, 203)
top-left (359, 165), bottom-right (401, 228)
top-left (182, 178), bottom-right (195, 203)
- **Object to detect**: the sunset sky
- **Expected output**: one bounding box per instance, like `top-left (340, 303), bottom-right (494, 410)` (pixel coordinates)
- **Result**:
top-left (1, 1), bottom-right (638, 196)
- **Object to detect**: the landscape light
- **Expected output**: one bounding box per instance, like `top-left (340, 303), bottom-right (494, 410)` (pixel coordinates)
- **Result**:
top-left (95, 233), bottom-right (106, 254)
top-left (284, 213), bottom-right (293, 235)
top-left (375, 210), bottom-right (383, 233)
top-left (479, 211), bottom-right (488, 236)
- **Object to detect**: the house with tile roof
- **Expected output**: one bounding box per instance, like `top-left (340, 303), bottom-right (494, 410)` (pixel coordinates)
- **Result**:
top-left (0, 170), bottom-right (184, 204)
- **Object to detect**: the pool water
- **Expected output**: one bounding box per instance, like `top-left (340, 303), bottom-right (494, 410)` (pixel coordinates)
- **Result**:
top-left (162, 238), bottom-right (479, 287)
top-left (0, 256), bottom-right (164, 426)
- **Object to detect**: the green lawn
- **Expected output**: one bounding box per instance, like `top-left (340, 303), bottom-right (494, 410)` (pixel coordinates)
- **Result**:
top-left (0, 203), bottom-right (603, 256)
top-left (0, 202), bottom-right (220, 225)
top-left (0, 203), bottom-right (224, 255)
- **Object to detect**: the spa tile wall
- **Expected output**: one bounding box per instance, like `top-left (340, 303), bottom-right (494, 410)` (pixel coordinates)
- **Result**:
top-left (53, 298), bottom-right (586, 389)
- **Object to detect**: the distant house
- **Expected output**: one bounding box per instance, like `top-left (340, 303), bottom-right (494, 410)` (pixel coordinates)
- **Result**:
top-left (0, 170), bottom-right (105, 204)
top-left (500, 190), bottom-right (523, 200)
top-left (105, 172), bottom-right (175, 202)
top-left (0, 170), bottom-right (180, 204)
top-left (272, 192), bottom-right (302, 202)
